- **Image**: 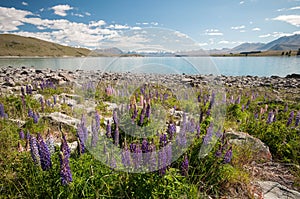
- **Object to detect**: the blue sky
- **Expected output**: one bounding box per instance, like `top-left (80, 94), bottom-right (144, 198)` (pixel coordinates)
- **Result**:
top-left (0, 0), bottom-right (299, 51)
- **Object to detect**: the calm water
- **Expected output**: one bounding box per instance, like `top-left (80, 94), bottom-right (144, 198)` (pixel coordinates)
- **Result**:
top-left (0, 56), bottom-right (299, 77)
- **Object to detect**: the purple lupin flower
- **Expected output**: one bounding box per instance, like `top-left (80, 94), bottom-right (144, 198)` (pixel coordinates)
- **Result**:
top-left (59, 134), bottom-right (72, 185)
top-left (138, 112), bottom-right (145, 126)
top-left (177, 125), bottom-right (187, 147)
top-left (21, 86), bottom-right (25, 96)
top-left (266, 111), bottom-right (274, 124)
top-left (148, 142), bottom-right (157, 171)
top-left (167, 123), bottom-right (176, 140)
top-left (76, 124), bottom-right (85, 155)
top-left (215, 145), bottom-right (222, 158)
top-left (39, 97), bottom-right (44, 112)
top-left (19, 130), bottom-right (25, 140)
top-left (28, 109), bottom-right (33, 118)
top-left (113, 110), bottom-right (118, 125)
top-left (25, 85), bottom-right (30, 95)
top-left (187, 118), bottom-right (196, 133)
top-left (141, 138), bottom-right (149, 153)
top-left (21, 95), bottom-right (26, 108)
top-left (254, 112), bottom-right (259, 119)
top-left (33, 112), bottom-right (39, 124)
top-left (203, 123), bottom-right (213, 145)
top-left (0, 103), bottom-right (6, 118)
top-left (235, 95), bottom-right (241, 104)
top-left (223, 146), bottom-right (233, 164)
top-left (208, 91), bottom-right (216, 109)
top-left (284, 104), bottom-right (288, 112)
top-left (114, 126), bottom-right (119, 146)
top-left (28, 85), bottom-right (32, 95)
top-left (132, 104), bottom-right (138, 121)
top-left (145, 103), bottom-right (151, 119)
top-left (110, 154), bottom-right (117, 169)
top-left (95, 111), bottom-right (101, 133)
top-left (121, 143), bottom-right (131, 168)
top-left (29, 135), bottom-right (40, 165)
top-left (37, 133), bottom-right (52, 170)
top-left (196, 124), bottom-right (200, 138)
top-left (132, 143), bottom-right (142, 169)
top-left (166, 142), bottom-right (172, 166)
top-left (46, 130), bottom-right (55, 154)
top-left (295, 111), bottom-right (300, 127)
top-left (160, 133), bottom-right (167, 147)
top-left (198, 94), bottom-right (201, 103)
top-left (181, 155), bottom-right (189, 176)
top-left (246, 99), bottom-right (250, 109)
top-left (158, 147), bottom-right (167, 176)
top-left (106, 120), bottom-right (112, 138)
top-left (53, 95), bottom-right (57, 105)
top-left (91, 120), bottom-right (98, 148)
top-left (223, 93), bottom-right (227, 104)
top-left (286, 111), bottom-right (294, 127)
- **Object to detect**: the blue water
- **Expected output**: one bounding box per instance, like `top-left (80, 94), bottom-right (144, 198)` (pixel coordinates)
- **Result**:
top-left (0, 56), bottom-right (299, 77)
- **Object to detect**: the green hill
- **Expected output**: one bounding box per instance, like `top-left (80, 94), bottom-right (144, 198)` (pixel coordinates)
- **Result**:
top-left (0, 34), bottom-right (92, 57)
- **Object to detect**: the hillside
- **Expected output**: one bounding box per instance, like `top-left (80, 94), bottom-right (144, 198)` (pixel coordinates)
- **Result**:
top-left (230, 43), bottom-right (265, 53)
top-left (94, 47), bottom-right (123, 55)
top-left (0, 34), bottom-right (92, 57)
top-left (259, 34), bottom-right (300, 51)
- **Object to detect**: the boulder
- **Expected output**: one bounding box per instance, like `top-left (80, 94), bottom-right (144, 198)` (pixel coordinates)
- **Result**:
top-left (257, 181), bottom-right (300, 199)
top-left (43, 112), bottom-right (80, 129)
top-left (226, 131), bottom-right (272, 162)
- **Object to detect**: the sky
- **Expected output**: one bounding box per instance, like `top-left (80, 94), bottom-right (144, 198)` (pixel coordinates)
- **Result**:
top-left (0, 0), bottom-right (299, 51)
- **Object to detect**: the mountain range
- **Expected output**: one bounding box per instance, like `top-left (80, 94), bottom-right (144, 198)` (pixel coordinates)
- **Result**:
top-left (0, 33), bottom-right (299, 57)
top-left (230, 34), bottom-right (300, 53)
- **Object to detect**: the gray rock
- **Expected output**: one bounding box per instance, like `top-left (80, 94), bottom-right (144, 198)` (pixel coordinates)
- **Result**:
top-left (226, 131), bottom-right (272, 162)
top-left (43, 112), bottom-right (80, 129)
top-left (257, 181), bottom-right (300, 199)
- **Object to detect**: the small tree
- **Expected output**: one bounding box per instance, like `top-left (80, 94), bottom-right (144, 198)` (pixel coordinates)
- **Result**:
top-left (297, 48), bottom-right (300, 56)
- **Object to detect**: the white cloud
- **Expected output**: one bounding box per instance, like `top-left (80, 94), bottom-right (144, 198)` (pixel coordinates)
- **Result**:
top-left (219, 40), bottom-right (230, 44)
top-left (204, 29), bottom-right (223, 36)
top-left (0, 7), bottom-right (32, 31)
top-left (272, 15), bottom-right (300, 27)
top-left (206, 32), bottom-right (223, 36)
top-left (89, 20), bottom-right (106, 27)
top-left (231, 25), bottom-right (246, 30)
top-left (108, 24), bottom-right (130, 30)
top-left (240, 30), bottom-right (246, 33)
top-left (259, 30), bottom-right (300, 38)
top-left (198, 42), bottom-right (208, 46)
top-left (151, 22), bottom-right (159, 26)
top-left (289, 6), bottom-right (300, 10)
top-left (277, 6), bottom-right (300, 11)
top-left (131, 27), bottom-right (142, 30)
top-left (85, 12), bottom-right (91, 16)
top-left (240, 1), bottom-right (245, 4)
top-left (174, 31), bottom-right (189, 38)
top-left (22, 2), bottom-right (28, 6)
top-left (72, 13), bottom-right (84, 18)
top-left (252, 27), bottom-right (261, 31)
top-left (51, 4), bottom-right (73, 17)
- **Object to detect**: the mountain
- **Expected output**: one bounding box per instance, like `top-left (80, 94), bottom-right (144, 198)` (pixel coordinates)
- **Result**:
top-left (230, 43), bottom-right (265, 53)
top-left (0, 34), bottom-right (91, 57)
top-left (268, 44), bottom-right (300, 51)
top-left (259, 34), bottom-right (300, 51)
top-left (93, 47), bottom-right (123, 55)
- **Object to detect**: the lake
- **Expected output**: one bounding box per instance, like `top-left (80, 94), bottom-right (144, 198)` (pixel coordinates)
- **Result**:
top-left (0, 56), bottom-right (299, 77)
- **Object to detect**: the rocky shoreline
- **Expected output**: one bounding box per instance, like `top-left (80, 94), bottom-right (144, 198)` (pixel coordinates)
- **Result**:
top-left (0, 66), bottom-right (299, 92)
